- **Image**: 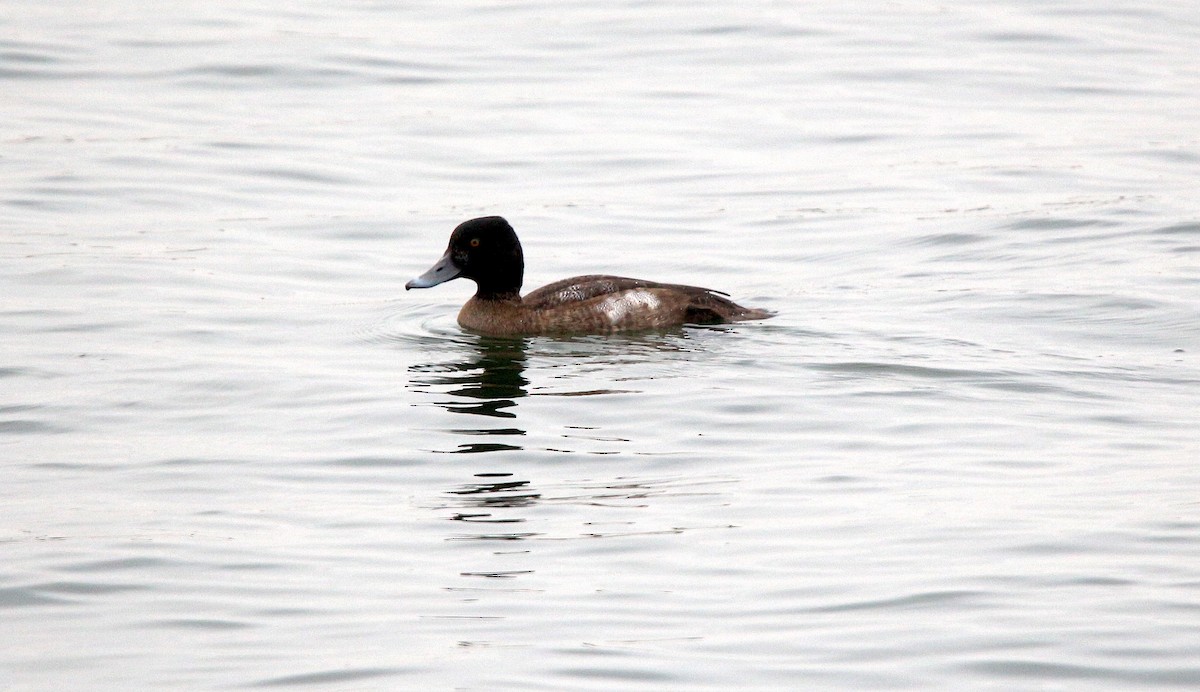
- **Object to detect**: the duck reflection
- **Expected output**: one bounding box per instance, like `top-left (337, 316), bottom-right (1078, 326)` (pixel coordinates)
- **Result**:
top-left (409, 336), bottom-right (540, 543)
top-left (446, 472), bottom-right (541, 542)
top-left (408, 337), bottom-right (530, 452)
top-left (449, 472), bottom-right (539, 511)
top-left (407, 332), bottom-right (727, 554)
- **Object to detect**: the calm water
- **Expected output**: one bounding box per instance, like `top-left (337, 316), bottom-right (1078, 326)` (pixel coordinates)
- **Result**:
top-left (4, 1), bottom-right (1200, 689)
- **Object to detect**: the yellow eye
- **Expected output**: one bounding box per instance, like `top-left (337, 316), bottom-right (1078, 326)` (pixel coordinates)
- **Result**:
top-left (469, 238), bottom-right (480, 248)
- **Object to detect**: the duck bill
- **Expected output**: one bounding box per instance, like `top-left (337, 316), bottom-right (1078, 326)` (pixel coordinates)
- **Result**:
top-left (405, 250), bottom-right (461, 290)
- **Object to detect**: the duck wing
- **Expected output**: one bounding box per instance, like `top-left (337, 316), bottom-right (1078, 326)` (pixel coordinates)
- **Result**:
top-left (521, 275), bottom-right (686, 308)
top-left (523, 274), bottom-right (769, 324)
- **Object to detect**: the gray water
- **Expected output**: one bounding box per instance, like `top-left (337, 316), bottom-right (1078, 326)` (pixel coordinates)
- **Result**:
top-left (4, 1), bottom-right (1200, 689)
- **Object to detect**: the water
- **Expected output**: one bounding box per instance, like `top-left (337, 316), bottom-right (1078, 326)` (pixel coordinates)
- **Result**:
top-left (4, 1), bottom-right (1200, 689)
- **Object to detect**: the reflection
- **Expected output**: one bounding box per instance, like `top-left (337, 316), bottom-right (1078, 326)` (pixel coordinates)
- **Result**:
top-left (409, 337), bottom-right (531, 455)
top-left (449, 473), bottom-right (540, 510)
top-left (407, 332), bottom-right (697, 456)
top-left (440, 472), bottom-right (740, 543)
top-left (409, 337), bottom-right (529, 419)
top-left (400, 309), bottom-right (746, 652)
top-left (406, 331), bottom-right (736, 590)
top-left (408, 337), bottom-right (538, 541)
top-left (446, 472), bottom-right (541, 542)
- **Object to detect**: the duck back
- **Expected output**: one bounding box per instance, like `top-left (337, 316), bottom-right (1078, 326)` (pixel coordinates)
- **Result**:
top-left (523, 274), bottom-right (772, 327)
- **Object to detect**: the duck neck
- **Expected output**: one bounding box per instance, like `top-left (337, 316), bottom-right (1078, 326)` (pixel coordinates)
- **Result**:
top-left (474, 287), bottom-right (522, 302)
top-left (471, 251), bottom-right (523, 301)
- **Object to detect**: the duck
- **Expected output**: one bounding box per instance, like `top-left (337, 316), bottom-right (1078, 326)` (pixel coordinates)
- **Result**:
top-left (405, 216), bottom-right (773, 337)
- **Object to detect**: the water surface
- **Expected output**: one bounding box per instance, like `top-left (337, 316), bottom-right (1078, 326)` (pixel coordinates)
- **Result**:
top-left (4, 1), bottom-right (1200, 689)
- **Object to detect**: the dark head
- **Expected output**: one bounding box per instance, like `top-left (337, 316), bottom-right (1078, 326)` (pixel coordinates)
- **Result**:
top-left (405, 216), bottom-right (525, 298)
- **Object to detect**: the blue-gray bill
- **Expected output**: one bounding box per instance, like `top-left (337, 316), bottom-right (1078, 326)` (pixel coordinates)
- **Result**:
top-left (405, 250), bottom-right (459, 290)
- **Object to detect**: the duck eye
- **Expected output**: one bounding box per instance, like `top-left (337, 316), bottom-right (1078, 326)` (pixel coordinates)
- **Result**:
top-left (469, 238), bottom-right (480, 248)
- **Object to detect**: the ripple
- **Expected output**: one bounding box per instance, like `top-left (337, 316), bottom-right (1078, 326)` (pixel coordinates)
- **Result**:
top-left (355, 300), bottom-right (468, 347)
top-left (251, 667), bottom-right (409, 688)
top-left (976, 31), bottom-right (1078, 45)
top-left (1006, 217), bottom-right (1119, 232)
top-left (805, 589), bottom-right (988, 614)
top-left (906, 231), bottom-right (991, 247)
top-left (0, 419), bottom-right (69, 434)
top-left (810, 361), bottom-right (982, 380)
top-left (32, 581), bottom-right (145, 596)
top-left (150, 617), bottom-right (255, 631)
top-left (1155, 222), bottom-right (1200, 236)
top-left (60, 557), bottom-right (174, 573)
top-left (961, 660), bottom-right (1200, 685)
top-left (0, 40), bottom-right (89, 80)
top-left (0, 586), bottom-right (73, 608)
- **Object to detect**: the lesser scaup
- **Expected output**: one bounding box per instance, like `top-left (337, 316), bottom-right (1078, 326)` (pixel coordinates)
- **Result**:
top-left (406, 216), bottom-right (773, 336)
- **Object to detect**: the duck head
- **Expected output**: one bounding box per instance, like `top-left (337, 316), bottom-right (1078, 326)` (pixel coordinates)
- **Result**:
top-left (405, 216), bottom-right (525, 299)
